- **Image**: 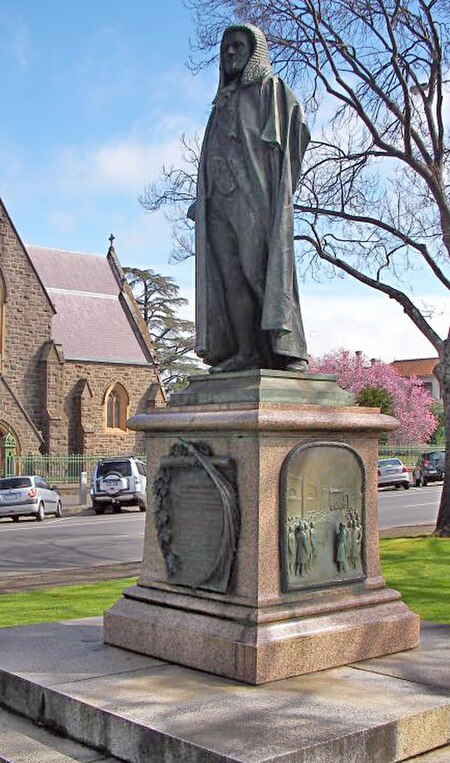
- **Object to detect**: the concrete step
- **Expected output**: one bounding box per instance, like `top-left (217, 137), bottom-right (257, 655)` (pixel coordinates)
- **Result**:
top-left (0, 618), bottom-right (449, 763)
top-left (0, 731), bottom-right (84, 763)
top-left (410, 746), bottom-right (450, 761)
top-left (0, 705), bottom-right (119, 763)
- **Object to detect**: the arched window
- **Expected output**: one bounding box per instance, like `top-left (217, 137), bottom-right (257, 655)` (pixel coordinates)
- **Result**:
top-left (105, 383), bottom-right (129, 431)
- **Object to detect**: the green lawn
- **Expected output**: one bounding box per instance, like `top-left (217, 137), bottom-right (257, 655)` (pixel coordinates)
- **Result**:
top-left (0, 537), bottom-right (449, 628)
top-left (0, 577), bottom-right (136, 628)
top-left (380, 537), bottom-right (450, 623)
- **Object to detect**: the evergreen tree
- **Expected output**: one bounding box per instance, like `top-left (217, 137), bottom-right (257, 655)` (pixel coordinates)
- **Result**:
top-left (124, 267), bottom-right (202, 392)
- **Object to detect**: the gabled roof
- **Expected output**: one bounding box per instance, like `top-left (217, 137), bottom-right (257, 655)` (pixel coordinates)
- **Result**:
top-left (391, 357), bottom-right (439, 377)
top-left (26, 245), bottom-right (154, 365)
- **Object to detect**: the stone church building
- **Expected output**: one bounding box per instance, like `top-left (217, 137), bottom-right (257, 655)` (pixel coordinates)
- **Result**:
top-left (0, 197), bottom-right (164, 469)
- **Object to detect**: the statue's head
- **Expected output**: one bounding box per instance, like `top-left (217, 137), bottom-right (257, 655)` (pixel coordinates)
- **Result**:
top-left (221, 28), bottom-right (253, 82)
top-left (218, 23), bottom-right (273, 87)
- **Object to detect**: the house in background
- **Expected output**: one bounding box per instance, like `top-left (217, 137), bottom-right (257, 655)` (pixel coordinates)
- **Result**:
top-left (0, 197), bottom-right (164, 469)
top-left (391, 357), bottom-right (441, 400)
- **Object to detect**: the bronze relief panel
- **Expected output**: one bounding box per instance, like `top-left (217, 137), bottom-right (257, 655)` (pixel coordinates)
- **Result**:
top-left (281, 442), bottom-right (365, 591)
top-left (153, 440), bottom-right (240, 593)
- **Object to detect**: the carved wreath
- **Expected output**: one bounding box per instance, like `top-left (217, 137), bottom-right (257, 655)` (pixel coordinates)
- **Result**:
top-left (153, 439), bottom-right (240, 589)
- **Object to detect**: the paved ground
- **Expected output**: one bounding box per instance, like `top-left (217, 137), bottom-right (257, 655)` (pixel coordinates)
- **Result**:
top-left (0, 496), bottom-right (446, 761)
top-left (0, 619), bottom-right (448, 762)
top-left (0, 702), bottom-right (121, 762)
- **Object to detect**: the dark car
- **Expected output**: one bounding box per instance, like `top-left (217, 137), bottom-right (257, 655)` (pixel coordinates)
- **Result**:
top-left (412, 451), bottom-right (445, 486)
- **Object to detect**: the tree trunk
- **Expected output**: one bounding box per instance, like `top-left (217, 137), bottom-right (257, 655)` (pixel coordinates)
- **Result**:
top-left (434, 337), bottom-right (450, 537)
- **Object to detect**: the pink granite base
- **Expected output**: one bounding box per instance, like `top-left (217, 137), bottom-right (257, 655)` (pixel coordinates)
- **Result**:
top-left (104, 588), bottom-right (420, 684)
top-left (104, 374), bottom-right (421, 684)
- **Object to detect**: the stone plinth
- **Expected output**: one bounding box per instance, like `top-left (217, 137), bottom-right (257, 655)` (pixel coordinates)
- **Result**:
top-left (104, 371), bottom-right (420, 684)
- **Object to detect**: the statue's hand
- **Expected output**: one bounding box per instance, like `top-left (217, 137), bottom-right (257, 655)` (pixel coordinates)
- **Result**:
top-left (187, 201), bottom-right (197, 222)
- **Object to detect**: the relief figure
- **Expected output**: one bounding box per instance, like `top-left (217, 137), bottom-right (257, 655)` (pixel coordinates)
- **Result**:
top-left (287, 517), bottom-right (297, 576)
top-left (295, 520), bottom-right (310, 576)
top-left (336, 522), bottom-right (348, 573)
top-left (349, 517), bottom-right (363, 569)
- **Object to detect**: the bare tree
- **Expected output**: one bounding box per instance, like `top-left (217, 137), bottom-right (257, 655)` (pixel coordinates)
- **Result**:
top-left (145, 0), bottom-right (450, 534)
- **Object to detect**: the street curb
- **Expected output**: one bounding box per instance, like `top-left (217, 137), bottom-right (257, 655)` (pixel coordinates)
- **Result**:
top-left (378, 524), bottom-right (435, 539)
top-left (0, 562), bottom-right (141, 593)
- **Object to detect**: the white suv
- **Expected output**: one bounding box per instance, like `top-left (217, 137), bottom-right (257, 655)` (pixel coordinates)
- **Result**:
top-left (90, 457), bottom-right (147, 514)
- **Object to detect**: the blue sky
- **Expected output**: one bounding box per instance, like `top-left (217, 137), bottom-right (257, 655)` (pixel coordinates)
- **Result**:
top-left (0, 0), bottom-right (448, 361)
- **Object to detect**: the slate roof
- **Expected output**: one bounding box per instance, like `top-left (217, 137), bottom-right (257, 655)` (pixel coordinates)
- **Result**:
top-left (26, 246), bottom-right (151, 364)
top-left (391, 357), bottom-right (439, 377)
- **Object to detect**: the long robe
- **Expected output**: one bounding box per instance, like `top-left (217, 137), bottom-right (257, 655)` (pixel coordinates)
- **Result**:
top-left (195, 73), bottom-right (310, 367)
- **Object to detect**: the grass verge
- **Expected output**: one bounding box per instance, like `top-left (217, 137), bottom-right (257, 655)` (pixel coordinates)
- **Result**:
top-left (0, 537), bottom-right (449, 628)
top-left (0, 577), bottom-right (136, 628)
top-left (380, 536), bottom-right (450, 623)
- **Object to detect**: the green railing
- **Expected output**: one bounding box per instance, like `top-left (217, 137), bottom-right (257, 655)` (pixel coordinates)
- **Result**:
top-left (378, 445), bottom-right (440, 467)
top-left (4, 454), bottom-right (146, 485)
top-left (2, 446), bottom-right (442, 483)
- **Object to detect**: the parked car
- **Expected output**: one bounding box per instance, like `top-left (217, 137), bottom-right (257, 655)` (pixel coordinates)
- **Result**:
top-left (412, 450), bottom-right (445, 486)
top-left (0, 475), bottom-right (62, 522)
top-left (90, 457), bottom-right (147, 514)
top-left (377, 458), bottom-right (410, 490)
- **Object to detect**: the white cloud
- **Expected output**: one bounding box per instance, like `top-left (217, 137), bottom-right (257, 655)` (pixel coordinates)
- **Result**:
top-left (0, 10), bottom-right (29, 69)
top-left (302, 291), bottom-right (449, 361)
top-left (47, 209), bottom-right (78, 235)
top-left (0, 135), bottom-right (27, 185)
top-left (155, 285), bottom-right (448, 365)
top-left (106, 208), bottom-right (180, 266)
top-left (177, 285), bottom-right (196, 321)
top-left (53, 135), bottom-right (184, 196)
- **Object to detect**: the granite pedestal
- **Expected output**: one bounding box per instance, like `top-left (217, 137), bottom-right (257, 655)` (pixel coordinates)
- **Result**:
top-left (104, 371), bottom-right (420, 684)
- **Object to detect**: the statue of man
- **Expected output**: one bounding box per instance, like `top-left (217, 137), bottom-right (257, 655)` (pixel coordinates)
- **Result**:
top-left (189, 23), bottom-right (309, 373)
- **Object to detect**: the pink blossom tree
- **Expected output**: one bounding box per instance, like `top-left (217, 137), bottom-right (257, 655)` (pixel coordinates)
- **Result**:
top-left (309, 350), bottom-right (437, 445)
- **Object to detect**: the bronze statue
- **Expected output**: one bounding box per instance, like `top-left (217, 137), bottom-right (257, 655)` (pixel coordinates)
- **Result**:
top-left (189, 23), bottom-right (309, 373)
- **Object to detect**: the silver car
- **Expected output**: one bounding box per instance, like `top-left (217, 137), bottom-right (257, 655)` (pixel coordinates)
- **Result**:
top-left (377, 458), bottom-right (410, 490)
top-left (90, 457), bottom-right (147, 514)
top-left (0, 475), bottom-right (62, 522)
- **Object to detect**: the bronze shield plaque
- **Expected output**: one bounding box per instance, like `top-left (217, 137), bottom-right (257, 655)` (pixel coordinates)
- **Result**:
top-left (280, 441), bottom-right (365, 592)
top-left (153, 441), bottom-right (239, 593)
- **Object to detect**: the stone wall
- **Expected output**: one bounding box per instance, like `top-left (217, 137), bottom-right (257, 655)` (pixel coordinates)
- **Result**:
top-left (0, 202), bottom-right (53, 450)
top-left (0, 383), bottom-right (43, 455)
top-left (61, 359), bottom-right (163, 455)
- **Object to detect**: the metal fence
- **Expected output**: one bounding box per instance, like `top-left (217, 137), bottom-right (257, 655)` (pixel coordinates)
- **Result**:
top-left (3, 453), bottom-right (146, 485)
top-left (1, 446), bottom-right (442, 484)
top-left (378, 445), bottom-right (436, 466)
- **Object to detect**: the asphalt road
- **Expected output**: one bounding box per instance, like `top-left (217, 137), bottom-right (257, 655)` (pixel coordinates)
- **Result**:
top-left (377, 482), bottom-right (442, 530)
top-left (0, 512), bottom-right (145, 576)
top-left (0, 484), bottom-right (442, 577)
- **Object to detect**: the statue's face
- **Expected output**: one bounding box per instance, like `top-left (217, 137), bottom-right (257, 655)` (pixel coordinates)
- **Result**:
top-left (222, 30), bottom-right (252, 81)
